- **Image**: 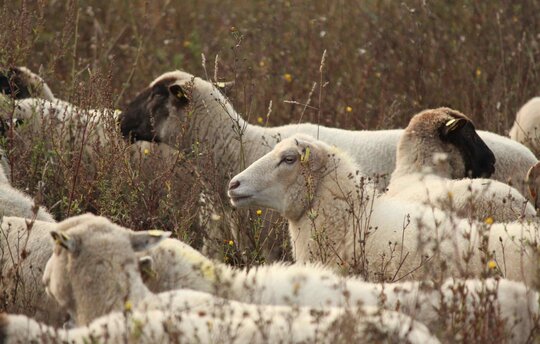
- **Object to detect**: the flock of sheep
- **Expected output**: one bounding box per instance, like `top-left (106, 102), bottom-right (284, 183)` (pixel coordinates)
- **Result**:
top-left (1, 66), bottom-right (540, 343)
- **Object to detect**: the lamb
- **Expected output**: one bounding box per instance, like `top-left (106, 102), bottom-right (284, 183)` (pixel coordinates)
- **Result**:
top-left (0, 217), bottom-right (63, 326)
top-left (141, 236), bottom-right (539, 342)
top-left (33, 213), bottom-right (438, 344)
top-left (510, 97), bottom-right (540, 157)
top-left (119, 70), bottom-right (538, 260)
top-left (0, 66), bottom-right (55, 101)
top-left (228, 134), bottom-right (539, 283)
top-left (386, 108), bottom-right (536, 221)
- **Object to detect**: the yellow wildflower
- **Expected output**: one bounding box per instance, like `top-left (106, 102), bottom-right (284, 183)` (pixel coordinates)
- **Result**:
top-left (259, 60), bottom-right (266, 67)
top-left (487, 260), bottom-right (497, 269)
top-left (475, 68), bottom-right (482, 78)
top-left (256, 209), bottom-right (262, 216)
top-left (283, 73), bottom-right (293, 83)
top-left (484, 217), bottom-right (494, 225)
top-left (228, 240), bottom-right (234, 246)
top-left (345, 106), bottom-right (353, 113)
top-left (143, 148), bottom-right (150, 155)
top-left (257, 116), bottom-right (264, 124)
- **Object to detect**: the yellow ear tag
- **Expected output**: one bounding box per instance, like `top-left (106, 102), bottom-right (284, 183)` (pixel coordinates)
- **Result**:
top-left (445, 118), bottom-right (457, 127)
top-left (301, 147), bottom-right (311, 162)
top-left (214, 82), bottom-right (226, 88)
top-left (147, 229), bottom-right (164, 237)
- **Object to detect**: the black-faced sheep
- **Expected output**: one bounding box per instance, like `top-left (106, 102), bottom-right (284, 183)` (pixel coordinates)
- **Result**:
top-left (386, 108), bottom-right (535, 221)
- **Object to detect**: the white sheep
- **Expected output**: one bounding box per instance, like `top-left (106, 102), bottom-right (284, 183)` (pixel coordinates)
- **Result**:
top-left (386, 108), bottom-right (535, 221)
top-left (34, 213), bottom-right (438, 343)
top-left (228, 134), bottom-right (539, 283)
top-left (0, 302), bottom-right (438, 343)
top-left (142, 236), bottom-right (539, 343)
top-left (0, 217), bottom-right (62, 326)
top-left (119, 70), bottom-right (538, 260)
top-left (510, 97), bottom-right (540, 156)
top-left (0, 66), bottom-right (55, 101)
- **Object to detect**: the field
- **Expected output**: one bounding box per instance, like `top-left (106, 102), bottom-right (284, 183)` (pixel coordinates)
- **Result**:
top-left (1, 1), bottom-right (540, 342)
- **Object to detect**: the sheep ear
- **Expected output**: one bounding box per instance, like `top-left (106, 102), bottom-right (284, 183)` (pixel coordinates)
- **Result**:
top-left (439, 118), bottom-right (496, 178)
top-left (129, 230), bottom-right (171, 252)
top-left (50, 231), bottom-right (77, 252)
top-left (213, 81), bottom-right (234, 93)
top-left (440, 118), bottom-right (467, 137)
top-left (168, 84), bottom-right (188, 101)
top-left (138, 256), bottom-right (156, 280)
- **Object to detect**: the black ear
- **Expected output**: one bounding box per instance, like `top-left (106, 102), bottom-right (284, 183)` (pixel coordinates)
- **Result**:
top-left (168, 84), bottom-right (189, 106)
top-left (439, 119), bottom-right (496, 178)
top-left (440, 118), bottom-right (467, 138)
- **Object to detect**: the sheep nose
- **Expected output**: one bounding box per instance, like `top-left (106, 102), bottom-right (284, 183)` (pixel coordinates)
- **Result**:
top-left (229, 179), bottom-right (240, 190)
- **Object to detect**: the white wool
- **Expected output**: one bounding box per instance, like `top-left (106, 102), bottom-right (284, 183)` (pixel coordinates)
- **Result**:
top-left (0, 217), bottom-right (61, 325)
top-left (510, 97), bottom-right (540, 156)
top-left (0, 298), bottom-right (438, 344)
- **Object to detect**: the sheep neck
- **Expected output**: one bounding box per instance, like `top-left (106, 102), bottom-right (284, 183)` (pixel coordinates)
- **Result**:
top-left (288, 153), bottom-right (376, 267)
top-left (392, 134), bottom-right (455, 180)
top-left (189, 84), bottom-right (278, 176)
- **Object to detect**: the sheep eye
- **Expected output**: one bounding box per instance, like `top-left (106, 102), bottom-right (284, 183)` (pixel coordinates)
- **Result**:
top-left (283, 155), bottom-right (297, 165)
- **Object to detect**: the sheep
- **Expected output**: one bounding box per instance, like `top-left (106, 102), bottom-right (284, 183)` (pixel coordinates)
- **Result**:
top-left (0, 217), bottom-right (63, 326)
top-left (119, 70), bottom-right (537, 195)
top-left (141, 236), bottom-right (539, 342)
top-left (119, 70), bottom-right (538, 260)
top-left (0, 163), bottom-right (55, 222)
top-left (386, 108), bottom-right (536, 222)
top-left (0, 66), bottom-right (55, 101)
top-left (34, 213), bottom-right (438, 344)
top-left (0, 304), bottom-right (438, 344)
top-left (0, 95), bottom-right (123, 183)
top-left (510, 97), bottom-right (540, 156)
top-left (228, 134), bottom-right (539, 283)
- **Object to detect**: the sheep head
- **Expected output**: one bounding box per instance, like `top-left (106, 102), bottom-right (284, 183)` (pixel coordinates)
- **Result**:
top-left (120, 70), bottom-right (232, 145)
top-left (399, 107), bottom-right (496, 179)
top-left (0, 66), bottom-right (54, 100)
top-left (42, 213), bottom-right (170, 326)
top-left (228, 134), bottom-right (330, 222)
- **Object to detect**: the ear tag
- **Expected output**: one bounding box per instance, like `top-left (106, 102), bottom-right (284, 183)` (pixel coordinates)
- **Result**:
top-left (147, 229), bottom-right (165, 237)
top-left (445, 118), bottom-right (457, 127)
top-left (52, 232), bottom-right (70, 249)
top-left (214, 82), bottom-right (226, 88)
top-left (301, 147), bottom-right (311, 162)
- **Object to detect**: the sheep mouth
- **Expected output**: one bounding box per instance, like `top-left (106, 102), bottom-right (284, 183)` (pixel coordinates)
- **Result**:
top-left (229, 194), bottom-right (252, 206)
